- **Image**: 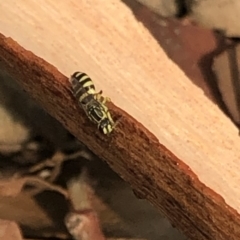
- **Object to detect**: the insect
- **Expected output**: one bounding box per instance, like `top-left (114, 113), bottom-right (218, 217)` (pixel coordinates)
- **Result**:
top-left (69, 71), bottom-right (115, 134)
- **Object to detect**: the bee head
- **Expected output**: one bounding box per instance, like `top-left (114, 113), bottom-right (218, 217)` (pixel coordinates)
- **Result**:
top-left (98, 118), bottom-right (113, 135)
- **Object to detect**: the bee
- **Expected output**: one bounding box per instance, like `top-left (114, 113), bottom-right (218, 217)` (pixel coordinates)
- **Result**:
top-left (69, 72), bottom-right (115, 134)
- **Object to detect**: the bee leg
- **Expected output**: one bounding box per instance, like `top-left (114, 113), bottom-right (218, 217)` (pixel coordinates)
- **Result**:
top-left (105, 97), bottom-right (111, 103)
top-left (96, 95), bottom-right (111, 104)
top-left (93, 90), bottom-right (112, 104)
top-left (112, 115), bottom-right (122, 130)
top-left (94, 90), bottom-right (103, 101)
top-left (105, 116), bottom-right (121, 136)
top-left (99, 98), bottom-right (110, 105)
top-left (96, 90), bottom-right (103, 95)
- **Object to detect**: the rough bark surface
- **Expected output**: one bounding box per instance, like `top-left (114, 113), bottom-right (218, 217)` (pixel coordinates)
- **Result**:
top-left (1, 33), bottom-right (240, 240)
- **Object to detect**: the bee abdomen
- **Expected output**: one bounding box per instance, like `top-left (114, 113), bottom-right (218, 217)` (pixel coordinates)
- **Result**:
top-left (72, 72), bottom-right (96, 95)
top-left (70, 71), bottom-right (97, 105)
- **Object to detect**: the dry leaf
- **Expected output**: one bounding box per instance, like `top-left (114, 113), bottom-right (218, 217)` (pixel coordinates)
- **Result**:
top-left (0, 219), bottom-right (23, 240)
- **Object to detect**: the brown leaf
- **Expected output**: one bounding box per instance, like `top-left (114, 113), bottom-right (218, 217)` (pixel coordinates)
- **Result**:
top-left (0, 219), bottom-right (23, 240)
top-left (0, 178), bottom-right (26, 197)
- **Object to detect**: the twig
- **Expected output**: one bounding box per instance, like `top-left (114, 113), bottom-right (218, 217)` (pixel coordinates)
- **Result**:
top-left (23, 176), bottom-right (69, 198)
top-left (0, 175), bottom-right (68, 198)
top-left (28, 150), bottom-right (92, 183)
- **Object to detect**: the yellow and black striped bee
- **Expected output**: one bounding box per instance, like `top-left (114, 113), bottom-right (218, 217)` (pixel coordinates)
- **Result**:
top-left (69, 71), bottom-right (115, 135)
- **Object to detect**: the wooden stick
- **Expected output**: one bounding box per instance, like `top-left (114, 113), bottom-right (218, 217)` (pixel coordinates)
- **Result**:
top-left (1, 1), bottom-right (240, 239)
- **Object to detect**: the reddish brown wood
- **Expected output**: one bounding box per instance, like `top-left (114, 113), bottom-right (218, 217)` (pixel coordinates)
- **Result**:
top-left (1, 33), bottom-right (240, 240)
